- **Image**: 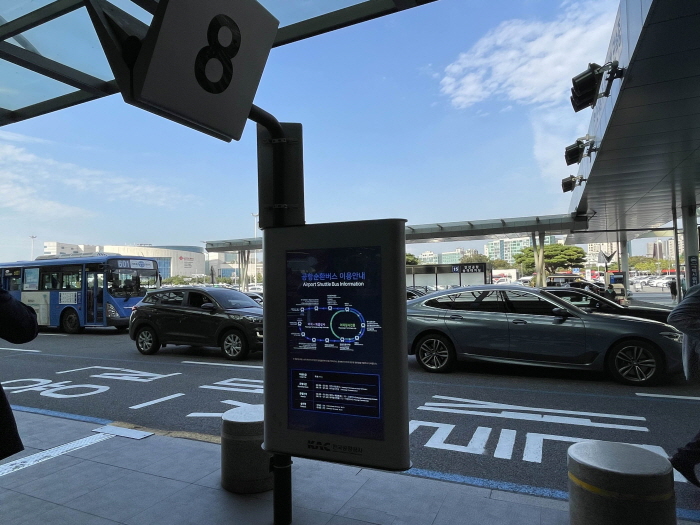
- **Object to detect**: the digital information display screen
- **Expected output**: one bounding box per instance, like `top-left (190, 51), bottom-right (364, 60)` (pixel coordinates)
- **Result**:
top-left (263, 219), bottom-right (409, 470)
top-left (286, 246), bottom-right (383, 441)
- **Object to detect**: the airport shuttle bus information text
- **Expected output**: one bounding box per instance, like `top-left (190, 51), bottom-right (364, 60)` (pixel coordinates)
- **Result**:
top-left (286, 246), bottom-right (383, 440)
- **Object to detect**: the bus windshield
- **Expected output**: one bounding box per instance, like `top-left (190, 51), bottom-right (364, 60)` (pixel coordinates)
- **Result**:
top-left (108, 260), bottom-right (159, 298)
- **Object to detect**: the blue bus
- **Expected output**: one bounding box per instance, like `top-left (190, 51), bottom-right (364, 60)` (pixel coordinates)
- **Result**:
top-left (0, 253), bottom-right (160, 333)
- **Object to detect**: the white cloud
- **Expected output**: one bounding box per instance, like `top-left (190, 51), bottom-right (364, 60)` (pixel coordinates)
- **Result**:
top-left (441, 1), bottom-right (617, 109)
top-left (440, 0), bottom-right (617, 184)
top-left (0, 142), bottom-right (199, 219)
top-left (0, 130), bottom-right (52, 144)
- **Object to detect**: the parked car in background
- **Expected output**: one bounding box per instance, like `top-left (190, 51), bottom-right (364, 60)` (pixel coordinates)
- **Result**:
top-left (407, 285), bottom-right (682, 386)
top-left (649, 276), bottom-right (675, 288)
top-left (407, 286), bottom-right (433, 300)
top-left (545, 287), bottom-right (671, 324)
top-left (129, 286), bottom-right (263, 360)
top-left (244, 291), bottom-right (264, 305)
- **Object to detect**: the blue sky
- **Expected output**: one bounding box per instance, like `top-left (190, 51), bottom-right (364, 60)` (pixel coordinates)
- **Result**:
top-left (0, 0), bottom-right (623, 262)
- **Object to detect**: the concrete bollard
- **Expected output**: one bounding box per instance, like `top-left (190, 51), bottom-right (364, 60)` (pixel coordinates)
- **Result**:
top-left (567, 441), bottom-right (676, 525)
top-left (221, 404), bottom-right (273, 494)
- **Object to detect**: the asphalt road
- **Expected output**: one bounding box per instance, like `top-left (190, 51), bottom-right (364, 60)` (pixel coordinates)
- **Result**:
top-left (2, 328), bottom-right (700, 513)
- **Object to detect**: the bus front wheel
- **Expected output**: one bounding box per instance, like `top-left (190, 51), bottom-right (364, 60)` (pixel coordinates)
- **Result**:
top-left (61, 309), bottom-right (82, 334)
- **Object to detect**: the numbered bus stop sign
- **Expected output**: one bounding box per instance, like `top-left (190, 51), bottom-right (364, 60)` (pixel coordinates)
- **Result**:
top-left (131, 0), bottom-right (278, 141)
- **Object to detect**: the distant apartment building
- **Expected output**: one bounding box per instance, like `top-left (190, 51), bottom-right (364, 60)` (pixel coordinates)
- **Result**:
top-left (484, 236), bottom-right (557, 265)
top-left (647, 236), bottom-right (684, 259)
top-left (668, 235), bottom-right (684, 257)
top-left (440, 248), bottom-right (478, 264)
top-left (419, 251), bottom-right (439, 264)
top-left (417, 248), bottom-right (479, 265)
top-left (586, 242), bottom-right (617, 265)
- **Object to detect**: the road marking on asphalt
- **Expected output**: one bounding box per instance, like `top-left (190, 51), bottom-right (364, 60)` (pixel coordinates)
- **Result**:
top-left (0, 433), bottom-right (115, 477)
top-left (182, 360), bottom-right (263, 369)
top-left (38, 333), bottom-right (67, 336)
top-left (493, 429), bottom-right (517, 460)
top-left (409, 421), bottom-right (491, 454)
top-left (418, 395), bottom-right (648, 431)
top-left (200, 378), bottom-right (264, 394)
top-left (57, 366), bottom-right (181, 382)
top-left (186, 400), bottom-right (257, 418)
top-left (129, 393), bottom-right (186, 409)
top-left (409, 420), bottom-right (687, 483)
top-left (0, 347), bottom-right (41, 353)
top-left (636, 393), bottom-right (700, 401)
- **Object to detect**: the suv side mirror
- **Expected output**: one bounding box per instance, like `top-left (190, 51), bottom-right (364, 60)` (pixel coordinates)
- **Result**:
top-left (201, 302), bottom-right (216, 311)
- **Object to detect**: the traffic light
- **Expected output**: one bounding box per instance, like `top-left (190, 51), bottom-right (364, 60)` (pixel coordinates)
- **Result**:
top-left (565, 140), bottom-right (587, 165)
top-left (562, 175), bottom-right (578, 193)
top-left (570, 63), bottom-right (604, 112)
top-left (561, 175), bottom-right (586, 193)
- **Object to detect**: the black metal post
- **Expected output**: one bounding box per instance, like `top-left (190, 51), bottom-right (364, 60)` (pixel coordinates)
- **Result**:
top-left (248, 104), bottom-right (286, 228)
top-left (248, 104), bottom-right (298, 525)
top-left (270, 453), bottom-right (293, 524)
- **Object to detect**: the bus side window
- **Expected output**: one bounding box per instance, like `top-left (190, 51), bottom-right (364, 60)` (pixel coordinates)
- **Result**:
top-left (3, 269), bottom-right (21, 291)
top-left (60, 266), bottom-right (82, 289)
top-left (40, 270), bottom-right (60, 290)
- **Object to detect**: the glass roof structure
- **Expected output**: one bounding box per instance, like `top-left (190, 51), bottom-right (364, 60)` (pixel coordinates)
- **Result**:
top-left (0, 0), bottom-right (435, 126)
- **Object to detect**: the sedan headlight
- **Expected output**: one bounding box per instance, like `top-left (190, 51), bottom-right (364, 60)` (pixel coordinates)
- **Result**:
top-left (660, 331), bottom-right (683, 344)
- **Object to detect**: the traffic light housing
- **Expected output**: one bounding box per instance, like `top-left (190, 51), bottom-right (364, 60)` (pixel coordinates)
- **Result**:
top-left (570, 63), bottom-right (604, 112)
top-left (565, 140), bottom-right (587, 165)
top-left (562, 175), bottom-right (578, 193)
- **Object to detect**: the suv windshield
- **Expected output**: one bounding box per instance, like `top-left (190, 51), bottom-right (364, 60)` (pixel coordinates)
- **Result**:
top-left (209, 288), bottom-right (261, 309)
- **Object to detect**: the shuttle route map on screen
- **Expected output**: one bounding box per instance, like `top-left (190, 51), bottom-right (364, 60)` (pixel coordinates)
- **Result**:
top-left (286, 246), bottom-right (383, 441)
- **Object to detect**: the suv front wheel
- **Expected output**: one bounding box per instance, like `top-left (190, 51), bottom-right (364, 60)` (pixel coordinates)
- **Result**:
top-left (135, 326), bottom-right (160, 355)
top-left (221, 329), bottom-right (249, 361)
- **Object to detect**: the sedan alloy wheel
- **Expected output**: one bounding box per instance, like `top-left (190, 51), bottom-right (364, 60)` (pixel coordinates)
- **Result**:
top-left (608, 340), bottom-right (662, 386)
top-left (416, 333), bottom-right (456, 373)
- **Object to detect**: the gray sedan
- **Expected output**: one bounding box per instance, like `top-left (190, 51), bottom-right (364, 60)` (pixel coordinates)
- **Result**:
top-left (407, 285), bottom-right (683, 386)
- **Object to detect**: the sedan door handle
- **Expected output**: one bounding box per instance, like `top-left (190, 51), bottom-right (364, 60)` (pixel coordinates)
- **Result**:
top-left (449, 314), bottom-right (464, 320)
top-left (511, 319), bottom-right (527, 325)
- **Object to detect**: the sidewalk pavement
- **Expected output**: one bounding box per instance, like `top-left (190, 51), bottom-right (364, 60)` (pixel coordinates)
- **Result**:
top-left (0, 409), bottom-right (695, 525)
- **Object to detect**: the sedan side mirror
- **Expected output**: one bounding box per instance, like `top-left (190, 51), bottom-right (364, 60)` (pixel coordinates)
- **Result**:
top-left (201, 302), bottom-right (216, 311)
top-left (552, 307), bottom-right (571, 318)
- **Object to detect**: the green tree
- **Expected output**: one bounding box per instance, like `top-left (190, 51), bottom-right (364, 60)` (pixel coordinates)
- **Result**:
top-left (491, 259), bottom-right (512, 270)
top-left (514, 244), bottom-right (586, 274)
top-left (162, 275), bottom-right (186, 285)
top-left (459, 254), bottom-right (489, 264)
top-left (406, 253), bottom-right (420, 265)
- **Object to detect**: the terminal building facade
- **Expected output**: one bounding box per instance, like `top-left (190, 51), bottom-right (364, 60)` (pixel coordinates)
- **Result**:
top-left (43, 242), bottom-right (206, 279)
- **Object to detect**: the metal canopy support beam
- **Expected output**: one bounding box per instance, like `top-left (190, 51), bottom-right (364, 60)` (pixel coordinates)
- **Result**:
top-left (619, 231), bottom-right (629, 277)
top-left (0, 80), bottom-right (119, 126)
top-left (0, 0), bottom-right (83, 41)
top-left (273, 0), bottom-right (437, 47)
top-left (0, 42), bottom-right (115, 96)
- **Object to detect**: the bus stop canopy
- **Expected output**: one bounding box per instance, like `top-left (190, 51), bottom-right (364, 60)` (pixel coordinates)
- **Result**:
top-left (2, 0), bottom-right (699, 251)
top-left (204, 213), bottom-right (587, 252)
top-left (0, 0), bottom-right (436, 127)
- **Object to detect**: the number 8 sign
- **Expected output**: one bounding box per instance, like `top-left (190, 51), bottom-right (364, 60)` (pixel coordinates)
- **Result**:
top-left (132, 0), bottom-right (278, 141)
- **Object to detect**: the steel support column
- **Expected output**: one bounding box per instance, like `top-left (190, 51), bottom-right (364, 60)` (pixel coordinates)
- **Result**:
top-left (682, 206), bottom-right (699, 288)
